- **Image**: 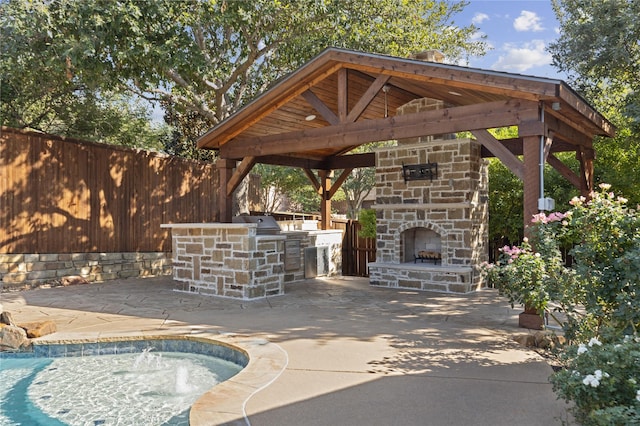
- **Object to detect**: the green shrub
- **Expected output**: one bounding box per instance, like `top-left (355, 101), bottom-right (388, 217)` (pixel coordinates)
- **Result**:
top-left (482, 184), bottom-right (640, 422)
top-left (551, 335), bottom-right (640, 425)
top-left (358, 208), bottom-right (376, 239)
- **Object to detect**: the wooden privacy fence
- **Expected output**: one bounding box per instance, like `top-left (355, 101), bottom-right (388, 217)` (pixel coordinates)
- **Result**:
top-left (0, 127), bottom-right (218, 254)
top-left (333, 219), bottom-right (376, 276)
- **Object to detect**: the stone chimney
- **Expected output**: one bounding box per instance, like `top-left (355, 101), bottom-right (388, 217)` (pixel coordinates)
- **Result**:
top-left (411, 50), bottom-right (445, 63)
top-left (401, 49), bottom-right (454, 142)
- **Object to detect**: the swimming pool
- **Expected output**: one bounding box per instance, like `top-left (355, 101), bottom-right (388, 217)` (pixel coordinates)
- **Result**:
top-left (0, 337), bottom-right (248, 425)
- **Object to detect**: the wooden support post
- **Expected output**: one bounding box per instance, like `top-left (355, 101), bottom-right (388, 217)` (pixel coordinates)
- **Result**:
top-left (522, 136), bottom-right (541, 231)
top-left (319, 170), bottom-right (332, 230)
top-left (216, 158), bottom-right (235, 223)
top-left (577, 147), bottom-right (595, 197)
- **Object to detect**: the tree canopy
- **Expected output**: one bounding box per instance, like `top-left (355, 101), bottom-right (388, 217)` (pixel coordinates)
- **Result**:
top-left (0, 1), bottom-right (169, 146)
top-left (1, 0), bottom-right (488, 217)
top-left (1, 0), bottom-right (486, 136)
top-left (549, 0), bottom-right (640, 205)
top-left (487, 0), bottom-right (640, 254)
top-left (550, 0), bottom-right (639, 110)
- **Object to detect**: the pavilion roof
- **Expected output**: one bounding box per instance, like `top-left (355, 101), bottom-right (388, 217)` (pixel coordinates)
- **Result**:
top-left (197, 47), bottom-right (614, 169)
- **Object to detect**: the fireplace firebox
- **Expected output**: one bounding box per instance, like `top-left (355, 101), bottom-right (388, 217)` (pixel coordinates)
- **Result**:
top-left (402, 227), bottom-right (442, 264)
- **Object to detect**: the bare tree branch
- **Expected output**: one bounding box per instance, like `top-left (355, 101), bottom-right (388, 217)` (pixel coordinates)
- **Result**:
top-left (166, 68), bottom-right (190, 88)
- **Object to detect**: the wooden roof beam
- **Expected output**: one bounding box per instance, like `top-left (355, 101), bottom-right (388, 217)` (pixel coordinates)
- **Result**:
top-left (350, 69), bottom-right (422, 99)
top-left (543, 111), bottom-right (596, 146)
top-left (255, 152), bottom-right (375, 169)
top-left (338, 68), bottom-right (348, 122)
top-left (472, 130), bottom-right (524, 180)
top-left (301, 90), bottom-right (339, 125)
top-left (480, 138), bottom-right (579, 158)
top-left (557, 85), bottom-right (615, 137)
top-left (220, 100), bottom-right (540, 159)
top-left (326, 152), bottom-right (375, 169)
top-left (547, 153), bottom-right (581, 189)
top-left (346, 74), bottom-right (391, 122)
top-left (304, 168), bottom-right (321, 193)
top-left (327, 50), bottom-right (559, 100)
top-left (226, 156), bottom-right (256, 196)
top-left (329, 168), bottom-right (354, 199)
top-left (257, 155), bottom-right (325, 169)
top-left (198, 60), bottom-right (344, 148)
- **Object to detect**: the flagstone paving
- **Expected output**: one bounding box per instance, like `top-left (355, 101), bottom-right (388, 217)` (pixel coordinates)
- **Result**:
top-left (2, 276), bottom-right (571, 425)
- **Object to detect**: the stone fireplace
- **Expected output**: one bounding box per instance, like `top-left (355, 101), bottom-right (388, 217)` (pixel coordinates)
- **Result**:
top-left (368, 135), bottom-right (489, 293)
top-left (367, 95), bottom-right (489, 293)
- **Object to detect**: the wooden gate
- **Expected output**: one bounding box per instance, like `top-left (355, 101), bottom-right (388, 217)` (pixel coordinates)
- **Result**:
top-left (333, 219), bottom-right (376, 277)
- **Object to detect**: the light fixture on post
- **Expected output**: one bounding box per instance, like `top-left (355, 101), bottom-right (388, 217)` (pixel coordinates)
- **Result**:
top-left (382, 85), bottom-right (390, 118)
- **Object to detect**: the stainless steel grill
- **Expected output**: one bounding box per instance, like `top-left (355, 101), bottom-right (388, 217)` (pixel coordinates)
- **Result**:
top-left (232, 215), bottom-right (281, 235)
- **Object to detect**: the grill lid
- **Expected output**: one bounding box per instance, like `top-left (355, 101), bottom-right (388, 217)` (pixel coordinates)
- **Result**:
top-left (232, 215), bottom-right (281, 234)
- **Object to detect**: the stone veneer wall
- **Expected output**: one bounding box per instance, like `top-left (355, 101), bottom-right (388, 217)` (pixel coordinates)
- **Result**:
top-left (0, 252), bottom-right (172, 290)
top-left (162, 223), bottom-right (342, 300)
top-left (368, 137), bottom-right (489, 293)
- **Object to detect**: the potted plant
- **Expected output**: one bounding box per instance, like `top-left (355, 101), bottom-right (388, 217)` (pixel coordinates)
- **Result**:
top-left (482, 210), bottom-right (570, 329)
top-left (483, 238), bottom-right (549, 328)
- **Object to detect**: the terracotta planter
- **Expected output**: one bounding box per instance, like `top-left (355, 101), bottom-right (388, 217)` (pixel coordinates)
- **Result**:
top-left (519, 305), bottom-right (544, 329)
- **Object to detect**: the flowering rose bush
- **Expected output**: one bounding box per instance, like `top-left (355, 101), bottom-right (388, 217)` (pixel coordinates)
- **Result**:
top-left (484, 184), bottom-right (639, 340)
top-left (483, 184), bottom-right (640, 423)
top-left (551, 335), bottom-right (640, 425)
top-left (558, 185), bottom-right (640, 342)
top-left (481, 211), bottom-right (569, 315)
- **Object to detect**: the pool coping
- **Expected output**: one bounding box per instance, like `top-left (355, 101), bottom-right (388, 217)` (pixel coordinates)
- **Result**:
top-left (2, 331), bottom-right (288, 426)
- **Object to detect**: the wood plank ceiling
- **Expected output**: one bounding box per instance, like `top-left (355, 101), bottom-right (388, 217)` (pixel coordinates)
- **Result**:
top-left (197, 48), bottom-right (615, 226)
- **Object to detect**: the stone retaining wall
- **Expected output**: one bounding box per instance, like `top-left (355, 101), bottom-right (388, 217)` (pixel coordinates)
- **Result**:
top-left (0, 252), bottom-right (172, 290)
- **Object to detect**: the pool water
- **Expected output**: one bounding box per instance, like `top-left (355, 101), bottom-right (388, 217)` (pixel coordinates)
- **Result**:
top-left (1, 350), bottom-right (243, 425)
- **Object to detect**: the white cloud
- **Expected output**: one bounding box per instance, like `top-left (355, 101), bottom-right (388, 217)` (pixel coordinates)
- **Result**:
top-left (491, 40), bottom-right (552, 73)
top-left (472, 12), bottom-right (489, 25)
top-left (470, 29), bottom-right (486, 41)
top-left (514, 10), bottom-right (544, 32)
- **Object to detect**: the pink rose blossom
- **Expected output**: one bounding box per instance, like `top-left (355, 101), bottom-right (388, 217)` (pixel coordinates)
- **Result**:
top-left (531, 213), bottom-right (548, 224)
top-left (547, 212), bottom-right (567, 222)
top-left (569, 197), bottom-right (585, 206)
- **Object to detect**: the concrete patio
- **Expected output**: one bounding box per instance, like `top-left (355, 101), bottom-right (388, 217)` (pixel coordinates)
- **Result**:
top-left (2, 276), bottom-right (571, 425)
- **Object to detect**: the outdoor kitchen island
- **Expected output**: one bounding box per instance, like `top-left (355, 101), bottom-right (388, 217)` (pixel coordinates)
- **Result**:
top-left (161, 219), bottom-right (342, 299)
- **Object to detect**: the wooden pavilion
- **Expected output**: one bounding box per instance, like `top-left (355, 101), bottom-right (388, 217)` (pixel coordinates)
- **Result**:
top-left (197, 48), bottom-right (614, 230)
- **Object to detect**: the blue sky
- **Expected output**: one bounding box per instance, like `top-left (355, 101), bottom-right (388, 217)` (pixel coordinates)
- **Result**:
top-left (454, 0), bottom-right (564, 79)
